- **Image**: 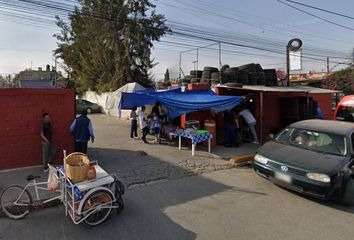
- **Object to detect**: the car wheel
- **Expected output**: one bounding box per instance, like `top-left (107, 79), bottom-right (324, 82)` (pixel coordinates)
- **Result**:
top-left (87, 108), bottom-right (92, 114)
top-left (340, 177), bottom-right (354, 206)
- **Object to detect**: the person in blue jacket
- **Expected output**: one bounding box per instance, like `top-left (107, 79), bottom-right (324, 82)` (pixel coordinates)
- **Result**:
top-left (70, 109), bottom-right (95, 154)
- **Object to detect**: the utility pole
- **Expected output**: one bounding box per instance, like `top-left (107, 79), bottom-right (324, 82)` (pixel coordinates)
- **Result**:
top-left (286, 46), bottom-right (290, 87)
top-left (219, 42), bottom-right (222, 84)
top-left (179, 51), bottom-right (182, 81)
top-left (196, 48), bottom-right (199, 73)
top-left (326, 56), bottom-right (330, 87)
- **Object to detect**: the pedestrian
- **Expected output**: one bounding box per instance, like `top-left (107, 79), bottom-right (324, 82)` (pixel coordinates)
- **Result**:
top-left (130, 106), bottom-right (138, 139)
top-left (152, 112), bottom-right (161, 143)
top-left (239, 107), bottom-right (259, 144)
top-left (40, 113), bottom-right (57, 172)
top-left (313, 101), bottom-right (324, 119)
top-left (138, 106), bottom-right (149, 144)
top-left (223, 110), bottom-right (239, 148)
top-left (152, 101), bottom-right (161, 117)
top-left (70, 109), bottom-right (95, 154)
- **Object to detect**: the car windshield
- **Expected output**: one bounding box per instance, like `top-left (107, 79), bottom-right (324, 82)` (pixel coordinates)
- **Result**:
top-left (336, 106), bottom-right (354, 122)
top-left (275, 127), bottom-right (347, 156)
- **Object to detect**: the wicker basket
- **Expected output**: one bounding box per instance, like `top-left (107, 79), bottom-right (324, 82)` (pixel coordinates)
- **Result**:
top-left (65, 152), bottom-right (90, 183)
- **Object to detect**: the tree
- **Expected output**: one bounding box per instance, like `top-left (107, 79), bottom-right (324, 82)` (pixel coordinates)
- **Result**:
top-left (164, 68), bottom-right (170, 83)
top-left (54, 0), bottom-right (169, 94)
top-left (329, 66), bottom-right (354, 94)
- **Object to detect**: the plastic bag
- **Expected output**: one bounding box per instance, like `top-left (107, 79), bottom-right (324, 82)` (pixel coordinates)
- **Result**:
top-left (47, 166), bottom-right (59, 191)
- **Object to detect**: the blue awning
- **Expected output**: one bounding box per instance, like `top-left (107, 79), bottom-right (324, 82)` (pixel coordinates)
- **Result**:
top-left (120, 88), bottom-right (244, 118)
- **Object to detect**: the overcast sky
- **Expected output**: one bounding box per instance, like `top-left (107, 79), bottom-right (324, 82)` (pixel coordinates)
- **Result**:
top-left (1, 0), bottom-right (354, 80)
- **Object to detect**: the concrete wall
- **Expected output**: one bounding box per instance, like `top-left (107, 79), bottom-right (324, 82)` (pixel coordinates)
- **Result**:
top-left (0, 88), bottom-right (75, 170)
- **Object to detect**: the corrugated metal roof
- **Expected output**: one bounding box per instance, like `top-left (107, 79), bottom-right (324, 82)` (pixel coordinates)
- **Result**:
top-left (217, 85), bottom-right (341, 94)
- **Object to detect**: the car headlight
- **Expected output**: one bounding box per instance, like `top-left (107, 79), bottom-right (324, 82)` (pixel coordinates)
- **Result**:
top-left (306, 173), bottom-right (331, 183)
top-left (254, 154), bottom-right (269, 165)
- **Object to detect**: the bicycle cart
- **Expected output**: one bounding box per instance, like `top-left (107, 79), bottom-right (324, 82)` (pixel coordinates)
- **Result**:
top-left (0, 150), bottom-right (124, 226)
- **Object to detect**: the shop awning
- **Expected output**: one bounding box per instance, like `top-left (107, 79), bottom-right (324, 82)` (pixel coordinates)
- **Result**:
top-left (120, 88), bottom-right (244, 118)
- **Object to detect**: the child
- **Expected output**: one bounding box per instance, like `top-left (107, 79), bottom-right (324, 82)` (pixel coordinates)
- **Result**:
top-left (152, 112), bottom-right (161, 143)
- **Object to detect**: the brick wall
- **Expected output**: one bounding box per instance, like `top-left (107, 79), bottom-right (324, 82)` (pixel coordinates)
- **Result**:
top-left (0, 88), bottom-right (75, 170)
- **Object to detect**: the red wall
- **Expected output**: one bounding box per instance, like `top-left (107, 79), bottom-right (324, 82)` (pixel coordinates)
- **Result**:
top-left (0, 88), bottom-right (75, 170)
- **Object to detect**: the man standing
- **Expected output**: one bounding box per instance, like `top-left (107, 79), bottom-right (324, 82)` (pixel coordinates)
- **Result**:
top-left (138, 106), bottom-right (149, 144)
top-left (40, 112), bottom-right (57, 172)
top-left (70, 110), bottom-right (95, 153)
top-left (239, 108), bottom-right (259, 144)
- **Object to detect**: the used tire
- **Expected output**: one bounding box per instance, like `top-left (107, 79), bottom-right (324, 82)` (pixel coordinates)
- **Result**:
top-left (225, 82), bottom-right (242, 87)
top-left (221, 64), bottom-right (230, 71)
top-left (239, 73), bottom-right (248, 85)
top-left (204, 67), bottom-right (219, 72)
top-left (238, 63), bottom-right (256, 73)
top-left (255, 64), bottom-right (263, 72)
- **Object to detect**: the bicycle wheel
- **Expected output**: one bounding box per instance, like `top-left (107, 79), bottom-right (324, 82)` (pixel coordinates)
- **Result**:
top-left (1, 185), bottom-right (33, 219)
top-left (80, 189), bottom-right (114, 226)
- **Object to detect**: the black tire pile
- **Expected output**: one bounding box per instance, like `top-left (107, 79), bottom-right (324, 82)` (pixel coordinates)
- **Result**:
top-left (180, 63), bottom-right (278, 87)
top-left (189, 70), bottom-right (203, 83)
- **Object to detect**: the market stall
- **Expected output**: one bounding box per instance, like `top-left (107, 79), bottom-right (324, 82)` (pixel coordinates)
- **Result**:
top-left (214, 85), bottom-right (340, 144)
top-left (119, 87), bottom-right (244, 154)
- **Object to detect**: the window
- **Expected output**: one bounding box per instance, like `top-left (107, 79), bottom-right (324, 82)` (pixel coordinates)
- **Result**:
top-left (276, 127), bottom-right (347, 156)
top-left (336, 106), bottom-right (354, 122)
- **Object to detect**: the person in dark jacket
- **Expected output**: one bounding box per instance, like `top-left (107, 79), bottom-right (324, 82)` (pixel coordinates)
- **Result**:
top-left (223, 110), bottom-right (239, 148)
top-left (70, 110), bottom-right (95, 154)
top-left (40, 112), bottom-right (57, 172)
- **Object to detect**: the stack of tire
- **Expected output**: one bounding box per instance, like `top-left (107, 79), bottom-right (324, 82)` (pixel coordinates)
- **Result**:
top-left (190, 70), bottom-right (203, 83)
top-left (211, 72), bottom-right (222, 85)
top-left (263, 69), bottom-right (278, 86)
top-left (223, 67), bottom-right (242, 87)
top-left (201, 67), bottom-right (219, 84)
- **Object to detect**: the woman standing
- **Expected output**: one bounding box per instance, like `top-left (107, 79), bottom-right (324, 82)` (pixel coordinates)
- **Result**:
top-left (130, 106), bottom-right (138, 139)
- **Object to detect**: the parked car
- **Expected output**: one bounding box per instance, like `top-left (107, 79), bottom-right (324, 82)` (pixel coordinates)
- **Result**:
top-left (333, 95), bottom-right (354, 122)
top-left (254, 120), bottom-right (354, 205)
top-left (76, 99), bottom-right (101, 114)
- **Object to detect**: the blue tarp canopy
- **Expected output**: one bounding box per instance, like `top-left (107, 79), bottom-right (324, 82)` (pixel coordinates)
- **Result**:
top-left (120, 88), bottom-right (244, 118)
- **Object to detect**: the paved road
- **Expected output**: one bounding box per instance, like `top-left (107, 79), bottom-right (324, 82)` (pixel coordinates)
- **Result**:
top-left (1, 115), bottom-right (353, 240)
top-left (1, 168), bottom-right (354, 240)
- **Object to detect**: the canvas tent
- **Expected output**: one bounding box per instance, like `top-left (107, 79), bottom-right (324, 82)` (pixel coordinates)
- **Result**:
top-left (105, 82), bottom-right (145, 117)
top-left (120, 87), bottom-right (244, 118)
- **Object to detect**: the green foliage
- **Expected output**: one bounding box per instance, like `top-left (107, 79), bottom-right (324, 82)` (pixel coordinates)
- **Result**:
top-left (164, 68), bottom-right (170, 83)
top-left (330, 66), bottom-right (354, 94)
top-left (54, 0), bottom-right (169, 94)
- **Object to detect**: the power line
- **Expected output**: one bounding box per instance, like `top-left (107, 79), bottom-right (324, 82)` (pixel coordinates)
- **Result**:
top-left (282, 0), bottom-right (354, 20)
top-left (277, 0), bottom-right (354, 31)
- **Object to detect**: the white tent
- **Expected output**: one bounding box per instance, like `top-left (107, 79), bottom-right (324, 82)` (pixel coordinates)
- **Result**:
top-left (105, 82), bottom-right (145, 117)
